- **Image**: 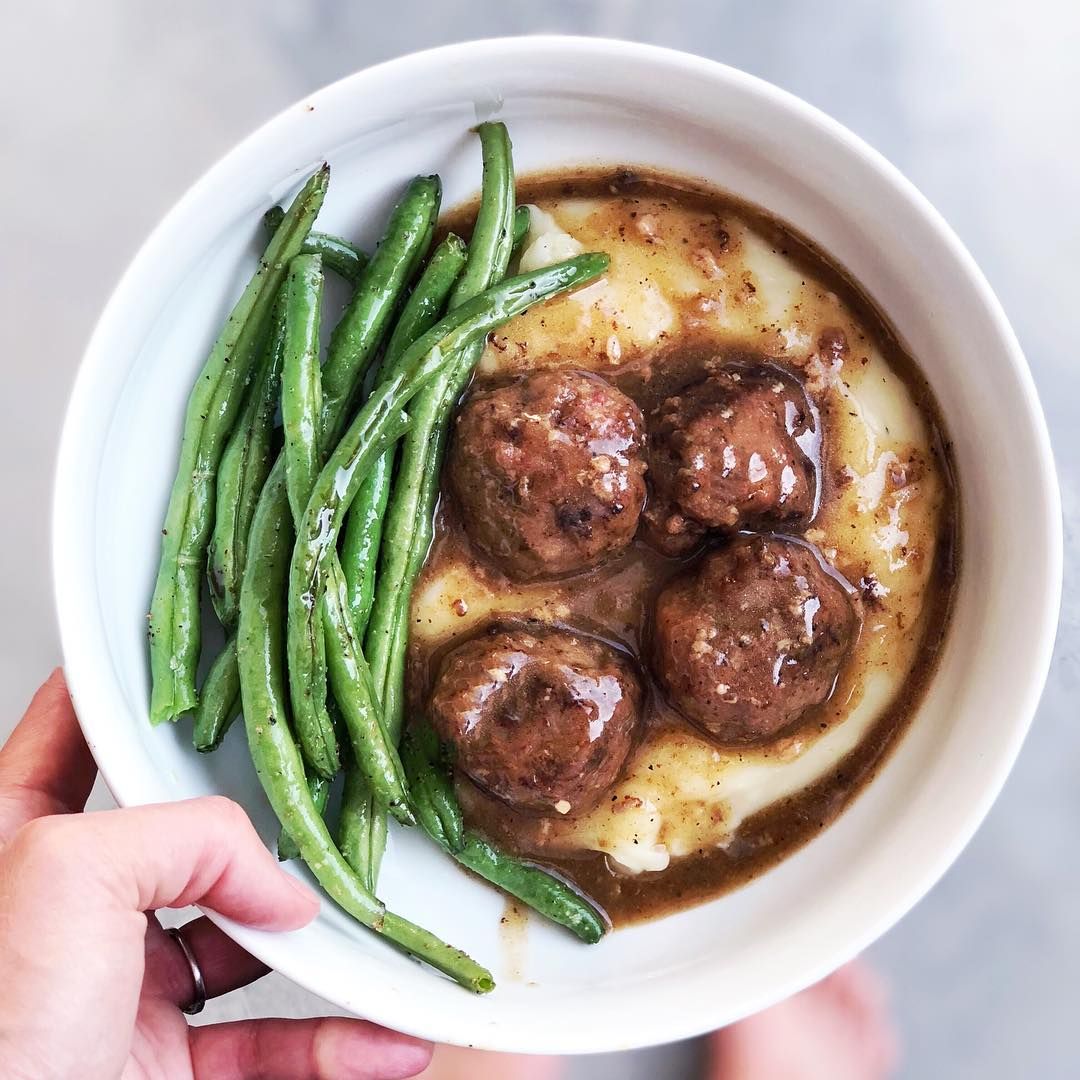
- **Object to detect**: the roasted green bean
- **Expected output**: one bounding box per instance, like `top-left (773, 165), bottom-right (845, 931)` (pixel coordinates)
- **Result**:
top-left (281, 254), bottom-right (325, 525)
top-left (320, 177), bottom-right (441, 434)
top-left (236, 460), bottom-right (492, 992)
top-left (279, 252), bottom-right (339, 778)
top-left (263, 204), bottom-right (369, 283)
top-left (148, 166), bottom-right (328, 726)
top-left (277, 773), bottom-right (331, 862)
top-left (340, 233), bottom-right (468, 638)
top-left (456, 835), bottom-right (607, 945)
top-left (206, 296), bottom-right (286, 631)
top-left (511, 203), bottom-right (530, 255)
top-left (287, 255), bottom-right (610, 778)
top-left (402, 719), bottom-right (606, 944)
top-left (191, 636), bottom-right (241, 752)
top-left (280, 177), bottom-right (440, 777)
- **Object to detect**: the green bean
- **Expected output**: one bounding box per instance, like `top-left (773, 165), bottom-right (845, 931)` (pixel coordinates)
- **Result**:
top-left (277, 773), bottom-right (330, 862)
top-left (287, 254), bottom-right (610, 764)
top-left (278, 252), bottom-right (340, 778)
top-left (200, 178), bottom-right (447, 865)
top-left (382, 233), bottom-right (470, 374)
top-left (206, 297), bottom-right (286, 631)
top-left (337, 454), bottom-right (394, 638)
top-left (334, 232), bottom-right (469, 871)
top-left (448, 127), bottom-right (517, 308)
top-left (191, 636), bottom-right (241, 752)
top-left (511, 203), bottom-right (530, 255)
top-left (457, 835), bottom-right (607, 945)
top-left (148, 165), bottom-right (328, 726)
top-left (400, 723), bottom-right (464, 852)
top-left (322, 465), bottom-right (415, 826)
top-left (236, 460), bottom-right (493, 992)
top-left (320, 176), bottom-right (441, 436)
top-left (281, 254), bottom-right (325, 525)
top-left (263, 204), bottom-right (369, 284)
top-left (340, 234), bottom-right (468, 638)
top-left (277, 177), bottom-right (440, 778)
top-left (358, 125), bottom-right (515, 886)
top-left (402, 718), bottom-right (606, 943)
top-left (200, 172), bottom-right (439, 696)
top-left (337, 767), bottom-right (379, 890)
top-left (367, 123), bottom-right (515, 747)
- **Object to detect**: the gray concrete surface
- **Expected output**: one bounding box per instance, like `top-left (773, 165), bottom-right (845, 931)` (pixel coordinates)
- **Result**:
top-left (2, 2), bottom-right (1077, 1076)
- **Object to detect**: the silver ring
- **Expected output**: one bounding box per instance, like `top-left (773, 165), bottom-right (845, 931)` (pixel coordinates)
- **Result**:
top-left (166, 926), bottom-right (207, 1015)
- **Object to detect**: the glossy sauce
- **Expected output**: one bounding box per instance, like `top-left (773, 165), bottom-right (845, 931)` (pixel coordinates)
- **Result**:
top-left (407, 171), bottom-right (958, 925)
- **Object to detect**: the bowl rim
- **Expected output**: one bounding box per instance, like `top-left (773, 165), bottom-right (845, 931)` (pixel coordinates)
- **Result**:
top-left (52, 34), bottom-right (1063, 1053)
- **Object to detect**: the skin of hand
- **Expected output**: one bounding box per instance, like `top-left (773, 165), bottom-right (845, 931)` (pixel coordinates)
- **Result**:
top-left (0, 670), bottom-right (433, 1080)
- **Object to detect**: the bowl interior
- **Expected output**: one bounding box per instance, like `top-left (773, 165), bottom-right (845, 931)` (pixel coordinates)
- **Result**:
top-left (53, 38), bottom-right (1060, 1053)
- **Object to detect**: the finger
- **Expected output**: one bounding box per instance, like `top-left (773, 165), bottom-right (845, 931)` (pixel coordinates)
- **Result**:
top-left (0, 799), bottom-right (320, 1078)
top-left (145, 915), bottom-right (269, 1005)
top-left (0, 669), bottom-right (97, 838)
top-left (189, 1017), bottom-right (433, 1080)
top-left (7, 796), bottom-right (319, 931)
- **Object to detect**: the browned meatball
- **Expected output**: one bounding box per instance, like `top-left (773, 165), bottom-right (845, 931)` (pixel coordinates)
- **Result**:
top-left (653, 536), bottom-right (856, 744)
top-left (448, 370), bottom-right (647, 580)
top-left (429, 624), bottom-right (642, 816)
top-left (642, 365), bottom-right (819, 555)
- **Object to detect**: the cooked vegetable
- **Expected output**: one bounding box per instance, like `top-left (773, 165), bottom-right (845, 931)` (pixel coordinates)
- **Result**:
top-left (148, 166), bottom-right (328, 726)
top-left (206, 297), bottom-right (286, 630)
top-left (335, 231), bottom-right (469, 871)
top-left (279, 252), bottom-right (339, 778)
top-left (264, 204), bottom-right (369, 283)
top-left (320, 177), bottom-right (441, 436)
top-left (286, 255), bottom-right (610, 810)
top-left (402, 720), bottom-right (607, 944)
top-left (197, 176), bottom-right (442, 755)
top-left (236, 459), bottom-right (492, 992)
top-left (359, 122), bottom-right (516, 884)
top-left (282, 177), bottom-right (440, 779)
top-left (277, 773), bottom-right (330, 862)
top-left (191, 636), bottom-right (241, 753)
top-left (340, 233), bottom-right (468, 637)
top-left (511, 203), bottom-right (530, 255)
top-left (281, 254), bottom-right (326, 525)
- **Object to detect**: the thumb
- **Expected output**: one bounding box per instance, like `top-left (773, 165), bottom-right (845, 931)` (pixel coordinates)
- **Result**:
top-left (0, 798), bottom-right (319, 1079)
top-left (36, 797), bottom-right (321, 928)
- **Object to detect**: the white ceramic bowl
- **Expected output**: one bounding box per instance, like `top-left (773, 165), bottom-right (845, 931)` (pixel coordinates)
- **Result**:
top-left (53, 37), bottom-right (1061, 1053)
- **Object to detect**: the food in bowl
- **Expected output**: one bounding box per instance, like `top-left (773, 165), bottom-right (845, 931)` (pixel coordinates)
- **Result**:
top-left (144, 121), bottom-right (957, 988)
top-left (416, 168), bottom-right (958, 919)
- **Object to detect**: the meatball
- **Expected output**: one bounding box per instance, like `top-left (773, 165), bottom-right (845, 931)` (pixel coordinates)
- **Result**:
top-left (429, 624), bottom-right (642, 816)
top-left (653, 536), bottom-right (856, 744)
top-left (642, 365), bottom-right (818, 555)
top-left (448, 370), bottom-right (647, 580)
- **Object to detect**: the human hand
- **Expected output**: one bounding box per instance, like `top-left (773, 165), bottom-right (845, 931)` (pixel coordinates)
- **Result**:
top-left (0, 670), bottom-right (433, 1079)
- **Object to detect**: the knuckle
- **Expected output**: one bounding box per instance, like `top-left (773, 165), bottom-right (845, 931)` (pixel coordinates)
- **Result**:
top-left (202, 794), bottom-right (251, 831)
top-left (8, 814), bottom-right (78, 868)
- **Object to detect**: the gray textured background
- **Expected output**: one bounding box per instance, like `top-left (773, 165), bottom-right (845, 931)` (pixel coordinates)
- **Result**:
top-left (3, 2), bottom-right (1077, 1077)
